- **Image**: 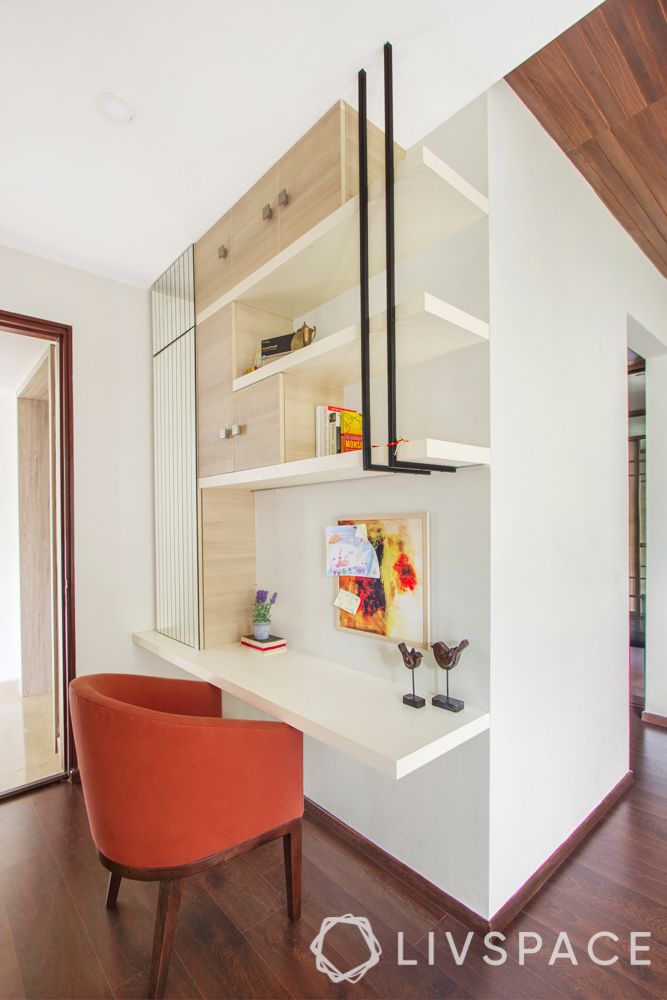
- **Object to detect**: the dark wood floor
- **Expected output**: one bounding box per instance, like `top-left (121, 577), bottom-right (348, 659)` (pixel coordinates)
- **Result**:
top-left (0, 709), bottom-right (666, 999)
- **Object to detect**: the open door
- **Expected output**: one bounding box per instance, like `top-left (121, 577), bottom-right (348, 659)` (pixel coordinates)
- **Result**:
top-left (14, 345), bottom-right (63, 779)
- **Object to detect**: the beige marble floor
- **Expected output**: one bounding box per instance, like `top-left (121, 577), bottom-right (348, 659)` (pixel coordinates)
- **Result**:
top-left (0, 683), bottom-right (63, 793)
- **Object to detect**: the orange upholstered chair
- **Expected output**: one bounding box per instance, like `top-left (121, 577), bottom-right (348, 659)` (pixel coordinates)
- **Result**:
top-left (70, 673), bottom-right (303, 999)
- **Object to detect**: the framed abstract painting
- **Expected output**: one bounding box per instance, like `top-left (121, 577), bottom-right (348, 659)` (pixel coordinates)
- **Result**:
top-left (334, 513), bottom-right (430, 648)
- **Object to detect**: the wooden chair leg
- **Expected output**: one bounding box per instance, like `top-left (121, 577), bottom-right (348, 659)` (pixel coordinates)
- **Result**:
top-left (148, 878), bottom-right (184, 1000)
top-left (283, 818), bottom-right (302, 921)
top-left (106, 872), bottom-right (121, 909)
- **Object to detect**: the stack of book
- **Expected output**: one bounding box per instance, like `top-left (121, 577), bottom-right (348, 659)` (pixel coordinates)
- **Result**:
top-left (316, 406), bottom-right (362, 457)
top-left (240, 634), bottom-right (287, 654)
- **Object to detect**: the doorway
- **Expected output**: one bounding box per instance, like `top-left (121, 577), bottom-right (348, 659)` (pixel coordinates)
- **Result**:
top-left (0, 310), bottom-right (75, 798)
top-left (628, 349), bottom-right (646, 710)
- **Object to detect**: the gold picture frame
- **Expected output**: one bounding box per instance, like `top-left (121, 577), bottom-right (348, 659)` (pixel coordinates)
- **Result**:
top-left (333, 512), bottom-right (430, 648)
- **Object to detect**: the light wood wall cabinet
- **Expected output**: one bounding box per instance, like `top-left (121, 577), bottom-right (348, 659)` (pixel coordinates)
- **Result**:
top-left (193, 210), bottom-right (233, 319)
top-left (196, 306), bottom-right (234, 480)
top-left (233, 373), bottom-right (343, 473)
top-left (194, 101), bottom-right (397, 318)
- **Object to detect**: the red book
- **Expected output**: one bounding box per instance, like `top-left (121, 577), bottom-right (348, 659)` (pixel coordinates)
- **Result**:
top-left (241, 635), bottom-right (287, 653)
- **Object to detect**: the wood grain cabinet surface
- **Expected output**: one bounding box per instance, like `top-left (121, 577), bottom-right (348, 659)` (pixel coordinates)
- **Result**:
top-left (196, 305), bottom-right (234, 479)
top-left (231, 165), bottom-right (280, 288)
top-left (194, 101), bottom-right (397, 319)
top-left (194, 210), bottom-right (232, 318)
top-left (277, 104), bottom-right (346, 250)
top-left (230, 372), bottom-right (344, 474)
top-left (232, 375), bottom-right (284, 473)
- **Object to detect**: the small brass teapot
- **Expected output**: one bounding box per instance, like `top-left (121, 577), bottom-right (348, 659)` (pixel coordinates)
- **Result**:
top-left (291, 322), bottom-right (316, 351)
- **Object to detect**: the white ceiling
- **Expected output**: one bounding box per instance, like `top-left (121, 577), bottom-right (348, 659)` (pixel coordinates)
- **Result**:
top-left (0, 330), bottom-right (49, 394)
top-left (0, 0), bottom-right (599, 289)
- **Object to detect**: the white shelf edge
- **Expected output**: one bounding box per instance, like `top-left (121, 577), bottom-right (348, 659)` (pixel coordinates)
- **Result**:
top-left (198, 451), bottom-right (390, 491)
top-left (133, 629), bottom-right (490, 780)
top-left (196, 144), bottom-right (488, 326)
top-left (232, 291), bottom-right (489, 392)
top-left (198, 198), bottom-right (358, 326)
top-left (397, 438), bottom-right (491, 469)
top-left (234, 323), bottom-right (358, 390)
top-left (199, 439), bottom-right (490, 492)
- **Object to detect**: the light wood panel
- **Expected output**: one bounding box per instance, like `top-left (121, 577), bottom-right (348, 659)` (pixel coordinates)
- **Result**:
top-left (344, 103), bottom-right (405, 200)
top-left (17, 350), bottom-right (49, 400)
top-left (200, 488), bottom-right (256, 648)
top-left (17, 376), bottom-right (53, 697)
top-left (506, 0), bottom-right (667, 277)
top-left (283, 373), bottom-right (343, 463)
top-left (231, 165), bottom-right (280, 287)
top-left (232, 374), bottom-right (284, 472)
top-left (277, 104), bottom-right (345, 250)
top-left (194, 210), bottom-right (233, 317)
top-left (233, 302), bottom-right (292, 378)
top-left (196, 305), bottom-right (234, 479)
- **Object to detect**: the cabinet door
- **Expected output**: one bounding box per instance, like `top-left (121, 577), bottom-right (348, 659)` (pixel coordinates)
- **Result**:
top-left (231, 165), bottom-right (280, 286)
top-left (277, 103), bottom-right (344, 251)
top-left (197, 306), bottom-right (234, 478)
top-left (194, 210), bottom-right (233, 317)
top-left (233, 375), bottom-right (284, 472)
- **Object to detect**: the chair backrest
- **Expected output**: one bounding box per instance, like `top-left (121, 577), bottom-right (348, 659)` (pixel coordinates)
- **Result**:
top-left (69, 673), bottom-right (303, 872)
top-left (69, 673), bottom-right (222, 869)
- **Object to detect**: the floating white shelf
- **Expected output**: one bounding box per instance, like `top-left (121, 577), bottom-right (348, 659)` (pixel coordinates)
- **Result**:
top-left (133, 630), bottom-right (490, 779)
top-left (197, 145), bottom-right (489, 324)
top-left (395, 438), bottom-right (490, 469)
top-left (233, 292), bottom-right (489, 391)
top-left (198, 439), bottom-right (490, 492)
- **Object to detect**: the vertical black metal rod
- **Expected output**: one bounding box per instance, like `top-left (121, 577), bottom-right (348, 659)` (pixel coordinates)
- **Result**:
top-left (358, 68), bottom-right (373, 471)
top-left (384, 42), bottom-right (398, 467)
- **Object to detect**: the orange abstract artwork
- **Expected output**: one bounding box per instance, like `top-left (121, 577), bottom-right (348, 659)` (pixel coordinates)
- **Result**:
top-left (335, 514), bottom-right (429, 647)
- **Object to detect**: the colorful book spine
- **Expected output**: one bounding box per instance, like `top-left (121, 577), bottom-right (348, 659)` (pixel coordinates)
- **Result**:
top-left (315, 405), bottom-right (363, 456)
top-left (340, 409), bottom-right (363, 452)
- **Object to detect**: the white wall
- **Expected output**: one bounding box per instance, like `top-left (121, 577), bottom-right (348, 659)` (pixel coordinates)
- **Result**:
top-left (0, 244), bottom-right (176, 681)
top-left (252, 467), bottom-right (491, 915)
top-left (247, 101), bottom-right (494, 914)
top-left (486, 82), bottom-right (667, 916)
top-left (645, 356), bottom-right (667, 717)
top-left (0, 392), bottom-right (21, 682)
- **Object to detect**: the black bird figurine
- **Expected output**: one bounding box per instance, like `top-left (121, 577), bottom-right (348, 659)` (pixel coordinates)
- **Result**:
top-left (398, 642), bottom-right (425, 709)
top-left (431, 640), bottom-right (469, 712)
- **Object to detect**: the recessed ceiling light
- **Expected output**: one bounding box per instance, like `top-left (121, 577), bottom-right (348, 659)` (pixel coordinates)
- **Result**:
top-left (95, 92), bottom-right (136, 125)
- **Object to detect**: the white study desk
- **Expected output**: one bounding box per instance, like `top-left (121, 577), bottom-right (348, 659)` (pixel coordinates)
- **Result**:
top-left (133, 630), bottom-right (490, 780)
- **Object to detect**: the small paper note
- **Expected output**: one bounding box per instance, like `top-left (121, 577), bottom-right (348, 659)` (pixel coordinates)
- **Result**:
top-left (325, 525), bottom-right (379, 578)
top-left (335, 590), bottom-right (362, 614)
top-left (355, 523), bottom-right (368, 541)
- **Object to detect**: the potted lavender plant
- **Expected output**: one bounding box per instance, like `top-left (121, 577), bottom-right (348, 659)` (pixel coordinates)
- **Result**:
top-left (253, 589), bottom-right (277, 641)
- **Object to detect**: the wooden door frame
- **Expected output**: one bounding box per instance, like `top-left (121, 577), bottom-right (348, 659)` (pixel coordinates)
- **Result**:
top-left (0, 308), bottom-right (76, 779)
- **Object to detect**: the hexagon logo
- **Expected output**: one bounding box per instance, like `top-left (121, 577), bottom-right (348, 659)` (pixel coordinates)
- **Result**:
top-left (310, 914), bottom-right (382, 984)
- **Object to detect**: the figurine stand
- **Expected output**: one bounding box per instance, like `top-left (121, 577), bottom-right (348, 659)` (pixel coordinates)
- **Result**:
top-left (403, 670), bottom-right (425, 709)
top-left (432, 672), bottom-right (464, 713)
top-left (432, 693), bottom-right (464, 713)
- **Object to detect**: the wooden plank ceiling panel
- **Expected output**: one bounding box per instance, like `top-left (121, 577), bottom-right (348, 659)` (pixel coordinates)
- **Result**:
top-left (506, 0), bottom-right (667, 277)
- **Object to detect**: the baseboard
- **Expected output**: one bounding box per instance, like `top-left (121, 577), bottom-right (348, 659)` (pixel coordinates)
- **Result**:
top-left (305, 770), bottom-right (633, 934)
top-left (488, 770), bottom-right (634, 929)
top-left (642, 710), bottom-right (667, 729)
top-left (304, 798), bottom-right (488, 932)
